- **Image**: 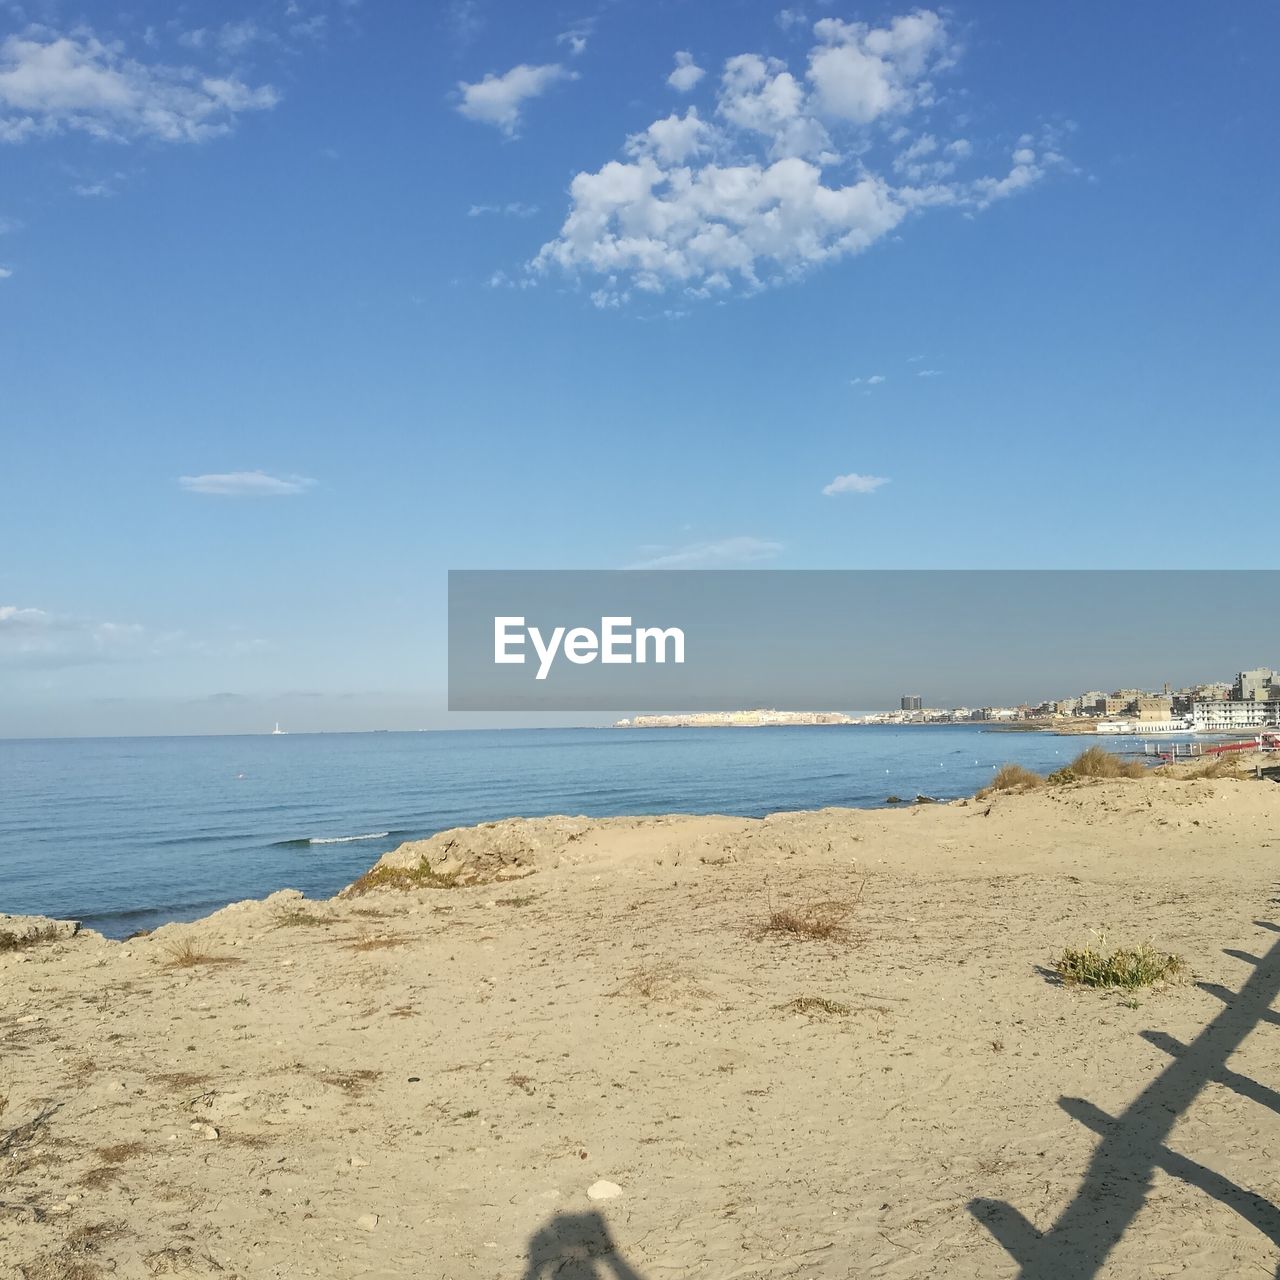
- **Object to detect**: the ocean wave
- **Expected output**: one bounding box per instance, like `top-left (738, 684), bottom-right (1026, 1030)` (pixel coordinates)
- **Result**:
top-left (307, 831), bottom-right (391, 846)
top-left (269, 828), bottom-right (413, 849)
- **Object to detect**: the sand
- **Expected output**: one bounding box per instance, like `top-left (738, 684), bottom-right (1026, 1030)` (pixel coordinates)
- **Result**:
top-left (3, 770), bottom-right (1279, 1279)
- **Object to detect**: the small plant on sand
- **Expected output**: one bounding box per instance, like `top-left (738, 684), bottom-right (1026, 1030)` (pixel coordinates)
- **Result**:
top-left (779, 996), bottom-right (851, 1017)
top-left (978, 763), bottom-right (1045, 797)
top-left (760, 882), bottom-right (864, 944)
top-left (345, 858), bottom-right (462, 895)
top-left (345, 934), bottom-right (415, 952)
top-left (0, 923), bottom-right (62, 952)
top-left (160, 938), bottom-right (239, 969)
top-left (1053, 935), bottom-right (1187, 990)
top-left (273, 907), bottom-right (329, 927)
top-left (316, 1068), bottom-right (382, 1095)
top-left (1049, 746), bottom-right (1147, 785)
top-left (611, 962), bottom-right (711, 1002)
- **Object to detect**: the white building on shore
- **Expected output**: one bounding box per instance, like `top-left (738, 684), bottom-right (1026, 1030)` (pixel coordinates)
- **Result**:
top-left (1192, 699), bottom-right (1280, 732)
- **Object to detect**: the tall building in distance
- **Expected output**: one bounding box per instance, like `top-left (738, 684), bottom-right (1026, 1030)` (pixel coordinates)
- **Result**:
top-left (901, 695), bottom-right (923, 712)
top-left (1235, 668), bottom-right (1278, 701)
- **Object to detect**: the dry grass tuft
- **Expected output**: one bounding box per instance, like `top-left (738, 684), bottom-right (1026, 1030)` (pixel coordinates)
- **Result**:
top-left (222, 1131), bottom-right (273, 1149)
top-left (760, 881), bottom-right (864, 943)
top-left (0, 923), bottom-right (63, 953)
top-left (764, 905), bottom-right (849, 941)
top-left (779, 996), bottom-right (852, 1017)
top-left (508, 1073), bottom-right (537, 1095)
top-left (143, 1244), bottom-right (221, 1275)
top-left (77, 1165), bottom-right (124, 1190)
top-left (160, 939), bottom-right (240, 969)
top-left (611, 962), bottom-right (711, 1003)
top-left (1049, 746), bottom-right (1147, 785)
top-left (17, 1220), bottom-right (126, 1280)
top-left (273, 907), bottom-right (330, 928)
top-left (68, 1058), bottom-right (98, 1086)
top-left (979, 763), bottom-right (1045, 797)
top-left (317, 1068), bottom-right (382, 1095)
top-left (149, 1071), bottom-right (212, 1091)
top-left (345, 858), bottom-right (462, 895)
top-left (96, 1140), bottom-right (146, 1164)
top-left (1053, 936), bottom-right (1187, 990)
top-left (345, 934), bottom-right (416, 952)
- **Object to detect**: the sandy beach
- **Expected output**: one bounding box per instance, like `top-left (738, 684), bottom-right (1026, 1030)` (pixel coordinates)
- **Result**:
top-left (3, 765), bottom-right (1279, 1279)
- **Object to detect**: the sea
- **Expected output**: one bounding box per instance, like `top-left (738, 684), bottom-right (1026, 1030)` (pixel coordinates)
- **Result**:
top-left (0, 726), bottom-right (1158, 938)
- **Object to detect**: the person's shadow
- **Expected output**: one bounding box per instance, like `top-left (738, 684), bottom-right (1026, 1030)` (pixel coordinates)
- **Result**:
top-left (522, 1211), bottom-right (646, 1279)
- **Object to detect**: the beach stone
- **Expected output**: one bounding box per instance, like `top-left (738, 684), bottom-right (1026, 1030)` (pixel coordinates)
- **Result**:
top-left (356, 1213), bottom-right (379, 1231)
top-left (586, 1180), bottom-right (622, 1202)
top-left (190, 1122), bottom-right (219, 1140)
top-left (350, 1156), bottom-right (369, 1168)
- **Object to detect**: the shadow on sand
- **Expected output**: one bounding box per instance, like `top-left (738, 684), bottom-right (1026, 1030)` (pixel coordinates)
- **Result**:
top-left (522, 915), bottom-right (1280, 1279)
top-left (971, 915), bottom-right (1280, 1278)
top-left (522, 1210), bottom-right (647, 1279)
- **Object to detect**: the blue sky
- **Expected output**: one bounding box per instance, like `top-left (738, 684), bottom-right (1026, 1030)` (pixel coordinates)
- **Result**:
top-left (1, 0), bottom-right (1276, 734)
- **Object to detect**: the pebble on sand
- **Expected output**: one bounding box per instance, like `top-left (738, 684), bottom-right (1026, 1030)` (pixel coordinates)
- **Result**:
top-left (586, 1180), bottom-right (622, 1202)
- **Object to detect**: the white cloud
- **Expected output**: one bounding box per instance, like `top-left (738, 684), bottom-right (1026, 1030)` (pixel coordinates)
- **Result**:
top-left (628, 535), bottom-right (782, 569)
top-left (822, 472), bottom-right (888, 496)
top-left (667, 51), bottom-right (704, 93)
top-left (916, 368), bottom-right (941, 377)
top-left (73, 179), bottom-right (117, 197)
top-left (534, 154), bottom-right (906, 300)
top-left (557, 23), bottom-right (592, 57)
top-left (456, 63), bottom-right (573, 137)
top-left (893, 132), bottom-right (962, 182)
top-left (808, 11), bottom-right (949, 124)
top-left (0, 29), bottom-right (280, 144)
top-left (532, 10), bottom-right (1066, 305)
top-left (717, 53), bottom-right (831, 160)
top-left (468, 201), bottom-right (539, 217)
top-left (626, 107), bottom-right (714, 166)
top-left (179, 21), bottom-right (265, 57)
top-left (0, 604), bottom-right (149, 668)
top-left (851, 373), bottom-right (885, 385)
top-left (0, 266), bottom-right (11, 279)
top-left (178, 471), bottom-right (315, 496)
top-left (776, 10), bottom-right (807, 32)
top-left (0, 603), bottom-right (264, 668)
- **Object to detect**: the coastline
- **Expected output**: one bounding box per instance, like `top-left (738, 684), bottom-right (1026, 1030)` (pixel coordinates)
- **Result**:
top-left (4, 765), bottom-right (1279, 1277)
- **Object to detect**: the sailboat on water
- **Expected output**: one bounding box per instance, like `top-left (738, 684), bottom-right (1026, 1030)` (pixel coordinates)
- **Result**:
top-left (272, 722), bottom-right (288, 735)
